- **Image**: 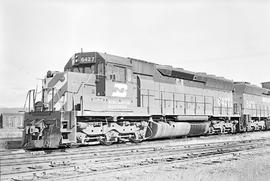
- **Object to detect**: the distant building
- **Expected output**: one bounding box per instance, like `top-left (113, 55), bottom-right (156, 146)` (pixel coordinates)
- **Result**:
top-left (0, 113), bottom-right (24, 129)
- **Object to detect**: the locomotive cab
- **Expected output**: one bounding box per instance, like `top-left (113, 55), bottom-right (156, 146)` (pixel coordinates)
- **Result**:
top-left (65, 52), bottom-right (106, 97)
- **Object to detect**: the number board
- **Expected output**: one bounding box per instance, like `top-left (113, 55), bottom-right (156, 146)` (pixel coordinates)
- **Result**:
top-left (75, 56), bottom-right (96, 64)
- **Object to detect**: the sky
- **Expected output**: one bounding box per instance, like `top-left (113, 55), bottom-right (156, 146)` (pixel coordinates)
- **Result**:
top-left (0, 0), bottom-right (270, 107)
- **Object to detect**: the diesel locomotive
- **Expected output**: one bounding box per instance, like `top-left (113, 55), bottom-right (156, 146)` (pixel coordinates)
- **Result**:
top-left (22, 52), bottom-right (270, 149)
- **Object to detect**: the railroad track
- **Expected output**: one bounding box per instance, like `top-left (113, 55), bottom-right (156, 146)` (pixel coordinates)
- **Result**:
top-left (0, 140), bottom-right (248, 168)
top-left (57, 145), bottom-right (270, 181)
top-left (1, 132), bottom-right (268, 166)
top-left (1, 136), bottom-right (270, 181)
top-left (0, 131), bottom-right (266, 160)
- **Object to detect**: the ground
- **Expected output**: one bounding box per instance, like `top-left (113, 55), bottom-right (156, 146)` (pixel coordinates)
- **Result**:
top-left (91, 148), bottom-right (270, 181)
top-left (2, 132), bottom-right (270, 181)
top-left (84, 134), bottom-right (270, 181)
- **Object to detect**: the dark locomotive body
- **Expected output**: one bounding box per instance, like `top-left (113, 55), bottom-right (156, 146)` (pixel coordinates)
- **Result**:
top-left (22, 52), bottom-right (270, 149)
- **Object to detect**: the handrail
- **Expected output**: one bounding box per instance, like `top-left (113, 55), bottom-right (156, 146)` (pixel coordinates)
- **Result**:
top-left (23, 89), bottom-right (35, 112)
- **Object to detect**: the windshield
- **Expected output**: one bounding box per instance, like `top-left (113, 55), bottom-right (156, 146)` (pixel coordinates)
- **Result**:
top-left (70, 64), bottom-right (95, 74)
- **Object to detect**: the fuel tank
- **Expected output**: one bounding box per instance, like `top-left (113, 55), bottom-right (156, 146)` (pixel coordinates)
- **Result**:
top-left (145, 121), bottom-right (210, 139)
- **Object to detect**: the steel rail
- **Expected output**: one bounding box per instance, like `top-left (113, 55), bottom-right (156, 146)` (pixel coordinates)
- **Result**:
top-left (1, 138), bottom-right (269, 180)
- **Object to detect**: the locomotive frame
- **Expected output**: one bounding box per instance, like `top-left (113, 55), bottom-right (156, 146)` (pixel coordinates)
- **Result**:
top-left (22, 52), bottom-right (270, 149)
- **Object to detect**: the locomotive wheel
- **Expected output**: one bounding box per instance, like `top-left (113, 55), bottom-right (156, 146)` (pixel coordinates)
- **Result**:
top-left (100, 139), bottom-right (113, 146)
top-left (129, 133), bottom-right (143, 144)
top-left (100, 134), bottom-right (114, 146)
top-left (129, 137), bottom-right (142, 144)
top-left (100, 131), bottom-right (118, 146)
